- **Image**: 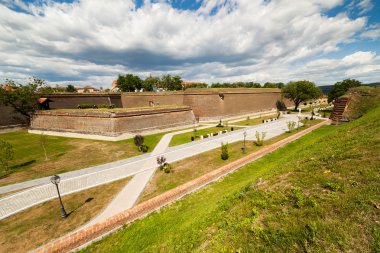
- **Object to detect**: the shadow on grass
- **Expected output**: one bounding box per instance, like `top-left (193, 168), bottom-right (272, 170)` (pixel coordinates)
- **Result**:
top-left (11, 160), bottom-right (36, 170)
top-left (66, 197), bottom-right (94, 217)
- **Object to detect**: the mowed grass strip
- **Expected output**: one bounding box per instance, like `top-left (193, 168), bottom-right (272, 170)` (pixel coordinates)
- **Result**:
top-left (140, 120), bottom-right (322, 203)
top-left (0, 130), bottom-right (166, 186)
top-left (0, 177), bottom-right (130, 253)
top-left (81, 106), bottom-right (380, 253)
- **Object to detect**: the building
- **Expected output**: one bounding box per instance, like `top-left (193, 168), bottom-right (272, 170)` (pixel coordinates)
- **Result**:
top-left (76, 85), bottom-right (99, 93)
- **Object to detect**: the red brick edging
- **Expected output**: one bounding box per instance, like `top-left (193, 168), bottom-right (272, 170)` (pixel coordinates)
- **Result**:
top-left (33, 120), bottom-right (330, 253)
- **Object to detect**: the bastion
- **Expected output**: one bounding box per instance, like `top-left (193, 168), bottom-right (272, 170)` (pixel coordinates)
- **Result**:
top-left (30, 106), bottom-right (196, 136)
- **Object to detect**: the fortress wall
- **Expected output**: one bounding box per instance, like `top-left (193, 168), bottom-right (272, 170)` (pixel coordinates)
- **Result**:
top-left (121, 93), bottom-right (184, 108)
top-left (30, 107), bottom-right (196, 136)
top-left (45, 94), bottom-right (122, 109)
top-left (0, 105), bottom-right (28, 127)
top-left (182, 93), bottom-right (224, 119)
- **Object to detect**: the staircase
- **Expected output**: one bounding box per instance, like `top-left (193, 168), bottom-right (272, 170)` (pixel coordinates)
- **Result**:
top-left (330, 97), bottom-right (350, 124)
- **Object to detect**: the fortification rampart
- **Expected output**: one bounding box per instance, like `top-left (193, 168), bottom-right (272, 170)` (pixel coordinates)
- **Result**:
top-left (45, 93), bottom-right (123, 109)
top-left (30, 107), bottom-right (196, 136)
top-left (121, 89), bottom-right (290, 119)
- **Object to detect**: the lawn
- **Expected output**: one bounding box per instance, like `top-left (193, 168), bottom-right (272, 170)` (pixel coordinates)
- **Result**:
top-left (81, 105), bottom-right (380, 252)
top-left (0, 177), bottom-right (130, 253)
top-left (140, 120), bottom-right (322, 203)
top-left (169, 126), bottom-right (243, 147)
top-left (233, 114), bottom-right (278, 126)
top-left (0, 130), bottom-right (167, 186)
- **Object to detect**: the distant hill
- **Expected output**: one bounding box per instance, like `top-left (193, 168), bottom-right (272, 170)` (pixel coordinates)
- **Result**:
top-left (319, 82), bottom-right (379, 94)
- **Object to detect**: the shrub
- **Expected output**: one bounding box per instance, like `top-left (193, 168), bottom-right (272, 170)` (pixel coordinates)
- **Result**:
top-left (140, 144), bottom-right (149, 153)
top-left (231, 127), bottom-right (234, 131)
top-left (254, 131), bottom-right (266, 146)
top-left (191, 136), bottom-right (195, 141)
top-left (162, 163), bottom-right (172, 173)
top-left (157, 156), bottom-right (171, 173)
top-left (287, 121), bottom-right (296, 132)
top-left (203, 135), bottom-right (208, 138)
top-left (134, 135), bottom-right (144, 151)
top-left (97, 104), bottom-right (108, 108)
top-left (0, 140), bottom-right (14, 172)
top-left (324, 182), bottom-right (341, 192)
top-left (221, 142), bottom-right (229, 160)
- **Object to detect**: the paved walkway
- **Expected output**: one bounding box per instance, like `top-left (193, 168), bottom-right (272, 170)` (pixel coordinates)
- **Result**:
top-left (0, 115), bottom-right (300, 220)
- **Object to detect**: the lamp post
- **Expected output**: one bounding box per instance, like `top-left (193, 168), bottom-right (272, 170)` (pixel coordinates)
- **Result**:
top-left (241, 131), bottom-right (247, 154)
top-left (297, 108), bottom-right (302, 129)
top-left (50, 175), bottom-right (67, 218)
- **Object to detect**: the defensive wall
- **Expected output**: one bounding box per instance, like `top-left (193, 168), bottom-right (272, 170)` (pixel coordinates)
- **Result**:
top-left (0, 105), bottom-right (28, 127)
top-left (45, 93), bottom-right (123, 109)
top-left (121, 88), bottom-right (290, 120)
top-left (30, 106), bottom-right (196, 136)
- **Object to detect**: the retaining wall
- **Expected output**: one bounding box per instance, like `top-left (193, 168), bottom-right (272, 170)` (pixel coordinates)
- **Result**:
top-left (30, 107), bottom-right (196, 136)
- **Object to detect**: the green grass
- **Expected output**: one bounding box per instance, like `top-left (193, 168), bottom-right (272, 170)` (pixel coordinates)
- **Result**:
top-left (169, 126), bottom-right (241, 147)
top-left (233, 115), bottom-right (277, 126)
top-left (0, 130), bottom-right (168, 186)
top-left (81, 105), bottom-right (380, 253)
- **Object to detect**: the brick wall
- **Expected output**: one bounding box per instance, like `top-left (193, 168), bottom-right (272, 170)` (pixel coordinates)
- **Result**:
top-left (30, 107), bottom-right (196, 135)
top-left (33, 119), bottom-right (329, 253)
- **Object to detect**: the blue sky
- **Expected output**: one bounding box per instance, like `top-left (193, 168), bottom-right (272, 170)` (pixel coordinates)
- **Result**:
top-left (0, 0), bottom-right (379, 87)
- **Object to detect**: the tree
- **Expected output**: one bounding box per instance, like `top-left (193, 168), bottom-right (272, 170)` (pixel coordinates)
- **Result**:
top-left (159, 75), bottom-right (183, 91)
top-left (0, 140), bottom-right (14, 172)
top-left (40, 133), bottom-right (48, 161)
top-left (143, 76), bottom-right (160, 91)
top-left (328, 79), bottom-right (361, 102)
top-left (0, 77), bottom-right (45, 124)
top-left (117, 74), bottom-right (142, 92)
top-left (66, 84), bottom-right (76, 92)
top-left (282, 80), bottom-right (322, 110)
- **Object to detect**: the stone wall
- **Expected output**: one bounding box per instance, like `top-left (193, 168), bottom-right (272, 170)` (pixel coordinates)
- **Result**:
top-left (30, 107), bottom-right (196, 136)
top-left (45, 94), bottom-right (123, 109)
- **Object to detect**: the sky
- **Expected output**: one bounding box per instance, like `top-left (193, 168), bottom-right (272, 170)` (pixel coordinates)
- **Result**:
top-left (0, 0), bottom-right (379, 88)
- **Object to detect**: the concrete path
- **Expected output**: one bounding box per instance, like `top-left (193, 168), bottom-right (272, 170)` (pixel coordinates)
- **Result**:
top-left (0, 115), bottom-right (300, 220)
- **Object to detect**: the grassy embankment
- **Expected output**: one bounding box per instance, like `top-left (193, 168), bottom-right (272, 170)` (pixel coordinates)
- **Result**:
top-left (82, 95), bottom-right (380, 252)
top-left (0, 130), bottom-right (166, 186)
top-left (0, 177), bottom-right (130, 253)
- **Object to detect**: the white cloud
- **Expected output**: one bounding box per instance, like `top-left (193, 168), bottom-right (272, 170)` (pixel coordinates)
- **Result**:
top-left (0, 0), bottom-right (377, 87)
top-left (361, 28), bottom-right (380, 40)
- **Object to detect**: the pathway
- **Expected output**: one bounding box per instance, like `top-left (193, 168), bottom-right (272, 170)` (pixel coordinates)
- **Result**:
top-left (0, 115), bottom-right (300, 220)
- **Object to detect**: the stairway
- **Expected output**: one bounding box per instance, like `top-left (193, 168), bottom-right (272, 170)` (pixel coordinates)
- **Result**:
top-left (330, 97), bottom-right (350, 124)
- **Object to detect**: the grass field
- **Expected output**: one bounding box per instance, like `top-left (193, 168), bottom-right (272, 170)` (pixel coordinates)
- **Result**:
top-left (233, 115), bottom-right (278, 126)
top-left (0, 130), bottom-right (166, 186)
top-left (0, 177), bottom-right (130, 253)
top-left (169, 126), bottom-right (242, 147)
top-left (81, 105), bottom-right (380, 252)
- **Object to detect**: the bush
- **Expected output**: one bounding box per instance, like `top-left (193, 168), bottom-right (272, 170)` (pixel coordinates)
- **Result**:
top-left (191, 136), bottom-right (195, 141)
top-left (157, 156), bottom-right (171, 173)
top-left (287, 121), bottom-right (296, 132)
top-left (324, 182), bottom-right (341, 192)
top-left (221, 142), bottom-right (229, 160)
top-left (134, 135), bottom-right (144, 151)
top-left (162, 163), bottom-right (172, 173)
top-left (203, 135), bottom-right (208, 138)
top-left (140, 144), bottom-right (149, 153)
top-left (0, 140), bottom-right (14, 172)
top-left (231, 127), bottom-right (234, 131)
top-left (254, 131), bottom-right (266, 146)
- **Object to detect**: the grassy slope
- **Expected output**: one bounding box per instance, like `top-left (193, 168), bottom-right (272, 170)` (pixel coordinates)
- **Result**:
top-left (82, 106), bottom-right (380, 253)
top-left (0, 131), bottom-right (166, 186)
top-left (0, 177), bottom-right (130, 253)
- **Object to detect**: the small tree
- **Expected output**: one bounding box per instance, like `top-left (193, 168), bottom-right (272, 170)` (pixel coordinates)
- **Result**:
top-left (282, 81), bottom-right (322, 110)
top-left (328, 79), bottom-right (361, 102)
top-left (134, 135), bottom-right (144, 151)
top-left (221, 142), bottom-right (229, 160)
top-left (255, 131), bottom-right (266, 146)
top-left (66, 84), bottom-right (76, 92)
top-left (0, 140), bottom-right (14, 172)
top-left (287, 121), bottom-right (296, 132)
top-left (157, 156), bottom-right (171, 173)
top-left (40, 133), bottom-right (48, 161)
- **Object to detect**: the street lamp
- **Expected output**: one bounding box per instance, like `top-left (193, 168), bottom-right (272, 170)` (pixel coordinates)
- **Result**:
top-left (50, 175), bottom-right (67, 218)
top-left (241, 131), bottom-right (247, 154)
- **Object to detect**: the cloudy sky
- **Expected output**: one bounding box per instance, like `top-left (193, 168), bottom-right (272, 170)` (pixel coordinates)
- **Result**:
top-left (0, 0), bottom-right (379, 88)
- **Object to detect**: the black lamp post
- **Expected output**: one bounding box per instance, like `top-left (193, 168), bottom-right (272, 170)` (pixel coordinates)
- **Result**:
top-left (50, 175), bottom-right (67, 218)
top-left (241, 131), bottom-right (247, 154)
